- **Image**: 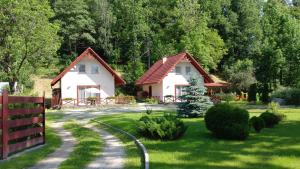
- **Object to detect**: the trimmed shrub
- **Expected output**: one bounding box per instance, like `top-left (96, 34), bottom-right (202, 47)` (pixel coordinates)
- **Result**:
top-left (250, 116), bottom-right (265, 133)
top-left (138, 114), bottom-right (187, 140)
top-left (259, 111), bottom-right (280, 127)
top-left (204, 103), bottom-right (250, 140)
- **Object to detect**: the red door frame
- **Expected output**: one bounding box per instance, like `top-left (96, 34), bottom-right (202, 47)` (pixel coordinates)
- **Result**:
top-left (77, 85), bottom-right (100, 105)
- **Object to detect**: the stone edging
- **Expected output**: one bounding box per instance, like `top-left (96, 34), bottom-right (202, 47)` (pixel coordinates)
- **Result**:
top-left (91, 120), bottom-right (149, 169)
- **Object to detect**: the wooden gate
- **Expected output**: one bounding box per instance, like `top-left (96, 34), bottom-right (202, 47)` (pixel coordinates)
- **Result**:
top-left (0, 90), bottom-right (45, 159)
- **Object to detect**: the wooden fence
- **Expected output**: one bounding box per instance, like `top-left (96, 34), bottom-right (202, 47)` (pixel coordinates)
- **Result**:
top-left (0, 90), bottom-right (45, 159)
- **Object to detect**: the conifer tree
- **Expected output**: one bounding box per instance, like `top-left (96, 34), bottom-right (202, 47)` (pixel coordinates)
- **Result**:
top-left (177, 77), bottom-right (213, 118)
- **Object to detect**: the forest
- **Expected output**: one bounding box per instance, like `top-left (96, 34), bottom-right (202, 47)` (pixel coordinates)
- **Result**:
top-left (0, 0), bottom-right (299, 100)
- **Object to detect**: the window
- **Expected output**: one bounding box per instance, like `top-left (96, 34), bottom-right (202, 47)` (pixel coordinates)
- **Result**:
top-left (185, 66), bottom-right (191, 75)
top-left (175, 66), bottom-right (181, 74)
top-left (91, 65), bottom-right (99, 74)
top-left (175, 86), bottom-right (187, 97)
top-left (78, 64), bottom-right (86, 73)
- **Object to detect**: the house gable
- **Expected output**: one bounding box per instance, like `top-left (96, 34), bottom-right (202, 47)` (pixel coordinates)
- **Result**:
top-left (136, 52), bottom-right (214, 85)
top-left (51, 47), bottom-right (125, 86)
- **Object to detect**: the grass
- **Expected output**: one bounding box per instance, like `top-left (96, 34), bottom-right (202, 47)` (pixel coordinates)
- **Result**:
top-left (0, 126), bottom-right (61, 169)
top-left (93, 108), bottom-right (300, 169)
top-left (59, 121), bottom-right (103, 169)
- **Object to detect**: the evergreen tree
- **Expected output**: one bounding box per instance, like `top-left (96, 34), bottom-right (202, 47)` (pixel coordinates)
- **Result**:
top-left (177, 77), bottom-right (213, 118)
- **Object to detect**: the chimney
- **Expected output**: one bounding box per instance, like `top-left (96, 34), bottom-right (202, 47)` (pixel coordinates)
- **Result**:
top-left (162, 57), bottom-right (167, 64)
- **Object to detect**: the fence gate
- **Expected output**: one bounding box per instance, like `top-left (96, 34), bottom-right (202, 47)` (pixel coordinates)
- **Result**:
top-left (0, 90), bottom-right (45, 159)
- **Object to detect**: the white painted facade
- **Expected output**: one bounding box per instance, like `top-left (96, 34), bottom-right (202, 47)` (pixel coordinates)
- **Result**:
top-left (142, 60), bottom-right (204, 101)
top-left (61, 57), bottom-right (115, 101)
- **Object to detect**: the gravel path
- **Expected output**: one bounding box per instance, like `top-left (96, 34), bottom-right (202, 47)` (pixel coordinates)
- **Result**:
top-left (28, 122), bottom-right (76, 169)
top-left (85, 125), bottom-right (124, 169)
top-left (29, 104), bottom-right (171, 169)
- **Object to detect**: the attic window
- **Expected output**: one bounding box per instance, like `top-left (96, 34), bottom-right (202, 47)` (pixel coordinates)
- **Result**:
top-left (91, 65), bottom-right (99, 74)
top-left (175, 66), bottom-right (181, 74)
top-left (78, 64), bottom-right (86, 73)
top-left (186, 66), bottom-right (191, 75)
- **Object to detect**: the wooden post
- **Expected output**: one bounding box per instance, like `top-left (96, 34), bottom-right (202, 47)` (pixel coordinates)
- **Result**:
top-left (2, 90), bottom-right (9, 159)
top-left (42, 91), bottom-right (46, 144)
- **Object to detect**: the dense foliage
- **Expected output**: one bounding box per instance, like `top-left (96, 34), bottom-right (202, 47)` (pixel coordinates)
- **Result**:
top-left (0, 0), bottom-right (299, 96)
top-left (250, 116), bottom-right (265, 133)
top-left (177, 77), bottom-right (213, 118)
top-left (205, 103), bottom-right (250, 140)
top-left (138, 114), bottom-right (187, 140)
top-left (0, 0), bottom-right (60, 92)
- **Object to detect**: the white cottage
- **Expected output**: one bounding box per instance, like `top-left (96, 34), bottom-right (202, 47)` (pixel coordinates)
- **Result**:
top-left (136, 52), bottom-right (227, 102)
top-left (51, 47), bottom-right (125, 106)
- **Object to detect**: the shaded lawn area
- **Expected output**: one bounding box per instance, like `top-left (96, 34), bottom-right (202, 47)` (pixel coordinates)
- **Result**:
top-left (93, 108), bottom-right (300, 169)
top-left (0, 126), bottom-right (61, 169)
top-left (59, 121), bottom-right (103, 169)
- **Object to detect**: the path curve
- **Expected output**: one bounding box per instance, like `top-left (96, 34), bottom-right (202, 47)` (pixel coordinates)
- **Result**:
top-left (85, 124), bottom-right (125, 169)
top-left (28, 122), bottom-right (76, 169)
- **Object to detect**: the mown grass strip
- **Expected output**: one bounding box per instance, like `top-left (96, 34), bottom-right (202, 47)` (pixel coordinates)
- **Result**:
top-left (0, 126), bottom-right (61, 169)
top-left (59, 121), bottom-right (103, 169)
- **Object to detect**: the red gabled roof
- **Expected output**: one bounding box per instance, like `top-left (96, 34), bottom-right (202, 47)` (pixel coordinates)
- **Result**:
top-left (136, 52), bottom-right (214, 85)
top-left (51, 47), bottom-right (126, 86)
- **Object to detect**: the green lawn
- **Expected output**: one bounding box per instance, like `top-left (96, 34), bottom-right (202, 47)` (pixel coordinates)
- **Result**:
top-left (0, 126), bottom-right (61, 169)
top-left (59, 121), bottom-right (103, 169)
top-left (93, 108), bottom-right (300, 169)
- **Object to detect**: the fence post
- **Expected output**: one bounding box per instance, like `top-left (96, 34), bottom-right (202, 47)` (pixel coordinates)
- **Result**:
top-left (42, 91), bottom-right (46, 144)
top-left (2, 90), bottom-right (9, 159)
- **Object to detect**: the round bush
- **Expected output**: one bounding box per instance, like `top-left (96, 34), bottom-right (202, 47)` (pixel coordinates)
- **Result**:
top-left (259, 111), bottom-right (280, 127)
top-left (205, 103), bottom-right (250, 140)
top-left (250, 116), bottom-right (265, 133)
top-left (138, 114), bottom-right (187, 140)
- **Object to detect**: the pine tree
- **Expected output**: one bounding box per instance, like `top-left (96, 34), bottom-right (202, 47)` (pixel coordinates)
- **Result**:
top-left (177, 77), bottom-right (213, 118)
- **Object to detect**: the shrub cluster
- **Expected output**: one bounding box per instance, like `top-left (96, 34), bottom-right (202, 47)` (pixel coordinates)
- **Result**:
top-left (138, 114), bottom-right (187, 140)
top-left (204, 103), bottom-right (250, 140)
top-left (144, 97), bottom-right (159, 104)
top-left (215, 93), bottom-right (236, 102)
top-left (271, 87), bottom-right (300, 105)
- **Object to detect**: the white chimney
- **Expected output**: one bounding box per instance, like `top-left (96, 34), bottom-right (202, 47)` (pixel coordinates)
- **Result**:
top-left (163, 57), bottom-right (167, 64)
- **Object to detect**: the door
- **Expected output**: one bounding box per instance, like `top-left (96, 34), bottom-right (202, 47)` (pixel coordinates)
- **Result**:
top-left (148, 86), bottom-right (152, 98)
top-left (77, 85), bottom-right (100, 105)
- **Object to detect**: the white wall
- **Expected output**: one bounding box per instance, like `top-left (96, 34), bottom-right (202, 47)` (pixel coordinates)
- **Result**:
top-left (141, 60), bottom-right (204, 101)
top-left (162, 60), bottom-right (204, 98)
top-left (61, 57), bottom-right (115, 100)
top-left (142, 83), bottom-right (163, 100)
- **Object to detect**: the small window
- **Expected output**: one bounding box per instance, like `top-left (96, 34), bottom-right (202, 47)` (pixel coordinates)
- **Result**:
top-left (78, 64), bottom-right (86, 73)
top-left (186, 66), bottom-right (191, 75)
top-left (175, 66), bottom-right (181, 74)
top-left (91, 65), bottom-right (99, 74)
